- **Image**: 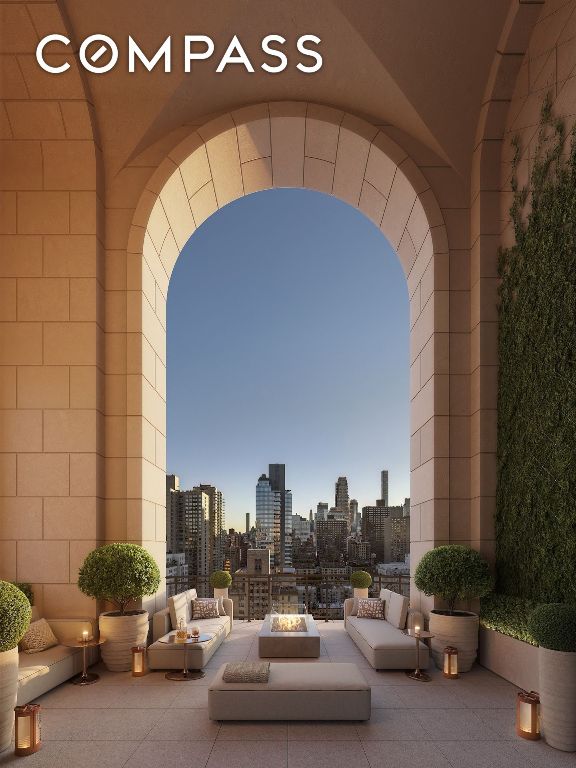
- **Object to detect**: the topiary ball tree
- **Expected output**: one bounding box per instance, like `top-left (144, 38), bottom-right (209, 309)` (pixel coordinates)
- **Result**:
top-left (11, 582), bottom-right (34, 606)
top-left (528, 604), bottom-right (576, 652)
top-left (0, 580), bottom-right (32, 652)
top-left (78, 543), bottom-right (161, 615)
top-left (210, 570), bottom-right (232, 589)
top-left (414, 545), bottom-right (493, 615)
top-left (350, 571), bottom-right (372, 589)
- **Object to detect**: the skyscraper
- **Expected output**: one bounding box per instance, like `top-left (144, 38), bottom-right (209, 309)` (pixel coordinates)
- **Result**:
top-left (335, 476), bottom-right (350, 521)
top-left (349, 498), bottom-right (359, 529)
top-left (268, 463), bottom-right (292, 568)
top-left (380, 470), bottom-right (389, 506)
top-left (255, 473), bottom-right (280, 566)
top-left (194, 484), bottom-right (225, 572)
top-left (361, 504), bottom-right (409, 564)
top-left (166, 474), bottom-right (180, 553)
top-left (316, 502), bottom-right (328, 521)
top-left (167, 486), bottom-right (210, 583)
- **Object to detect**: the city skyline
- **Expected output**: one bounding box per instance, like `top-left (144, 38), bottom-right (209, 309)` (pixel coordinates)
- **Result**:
top-left (167, 188), bottom-right (410, 531)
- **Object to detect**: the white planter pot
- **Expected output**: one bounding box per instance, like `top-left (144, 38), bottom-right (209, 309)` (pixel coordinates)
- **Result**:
top-left (539, 647), bottom-right (576, 751)
top-left (353, 588), bottom-right (369, 599)
top-left (213, 588), bottom-right (229, 600)
top-left (0, 648), bottom-right (19, 752)
top-left (99, 611), bottom-right (149, 672)
top-left (428, 610), bottom-right (479, 672)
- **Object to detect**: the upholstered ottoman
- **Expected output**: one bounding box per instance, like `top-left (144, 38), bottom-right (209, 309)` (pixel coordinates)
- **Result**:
top-left (208, 662), bottom-right (370, 720)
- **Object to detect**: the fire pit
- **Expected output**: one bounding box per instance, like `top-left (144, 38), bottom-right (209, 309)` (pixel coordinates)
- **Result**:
top-left (270, 615), bottom-right (308, 633)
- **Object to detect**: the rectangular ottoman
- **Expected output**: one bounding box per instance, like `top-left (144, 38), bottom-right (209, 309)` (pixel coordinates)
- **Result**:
top-left (208, 662), bottom-right (370, 720)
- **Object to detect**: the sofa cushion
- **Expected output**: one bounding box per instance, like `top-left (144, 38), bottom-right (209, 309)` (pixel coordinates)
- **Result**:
top-left (18, 644), bottom-right (78, 681)
top-left (20, 619), bottom-right (58, 654)
top-left (196, 596), bottom-right (225, 616)
top-left (192, 598), bottom-right (220, 619)
top-left (168, 592), bottom-right (188, 629)
top-left (386, 591), bottom-right (409, 629)
top-left (357, 598), bottom-right (384, 619)
top-left (347, 617), bottom-right (415, 651)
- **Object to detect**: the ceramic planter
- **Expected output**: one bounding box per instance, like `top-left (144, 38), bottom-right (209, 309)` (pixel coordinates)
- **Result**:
top-left (0, 648), bottom-right (19, 752)
top-left (539, 647), bottom-right (576, 751)
top-left (99, 611), bottom-right (149, 672)
top-left (353, 588), bottom-right (369, 599)
top-left (213, 588), bottom-right (229, 600)
top-left (428, 610), bottom-right (479, 671)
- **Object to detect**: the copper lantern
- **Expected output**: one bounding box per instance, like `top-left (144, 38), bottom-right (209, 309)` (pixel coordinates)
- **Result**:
top-left (443, 646), bottom-right (459, 679)
top-left (516, 690), bottom-right (540, 740)
top-left (131, 645), bottom-right (146, 677)
top-left (14, 704), bottom-right (41, 756)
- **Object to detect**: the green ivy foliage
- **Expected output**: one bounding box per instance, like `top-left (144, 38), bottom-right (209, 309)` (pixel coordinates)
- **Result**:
top-left (78, 543), bottom-right (161, 615)
top-left (479, 593), bottom-right (541, 645)
top-left (350, 570), bottom-right (372, 589)
top-left (0, 580), bottom-right (32, 652)
top-left (527, 604), bottom-right (576, 652)
top-left (497, 95), bottom-right (576, 604)
top-left (209, 570), bottom-right (232, 589)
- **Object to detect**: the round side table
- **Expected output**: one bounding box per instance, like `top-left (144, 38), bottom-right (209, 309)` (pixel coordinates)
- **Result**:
top-left (62, 638), bottom-right (106, 685)
top-left (159, 633), bottom-right (213, 681)
top-left (403, 629), bottom-right (434, 682)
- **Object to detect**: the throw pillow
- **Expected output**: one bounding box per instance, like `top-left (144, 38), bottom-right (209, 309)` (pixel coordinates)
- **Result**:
top-left (356, 598), bottom-right (385, 619)
top-left (191, 598), bottom-right (220, 619)
top-left (196, 596), bottom-right (226, 617)
top-left (20, 618), bottom-right (58, 654)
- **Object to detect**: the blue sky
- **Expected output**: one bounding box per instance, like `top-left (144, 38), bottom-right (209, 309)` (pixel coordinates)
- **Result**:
top-left (167, 188), bottom-right (409, 531)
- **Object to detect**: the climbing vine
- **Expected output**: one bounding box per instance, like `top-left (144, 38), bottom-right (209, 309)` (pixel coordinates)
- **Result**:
top-left (496, 94), bottom-right (576, 604)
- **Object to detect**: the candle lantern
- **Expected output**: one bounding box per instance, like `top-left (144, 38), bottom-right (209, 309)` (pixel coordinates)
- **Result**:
top-left (443, 646), bottom-right (459, 678)
top-left (14, 705), bottom-right (41, 756)
top-left (516, 690), bottom-right (540, 740)
top-left (131, 645), bottom-right (146, 677)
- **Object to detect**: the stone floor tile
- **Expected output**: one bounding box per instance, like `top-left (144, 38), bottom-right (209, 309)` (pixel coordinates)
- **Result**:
top-left (396, 685), bottom-right (466, 709)
top-left (41, 708), bottom-right (164, 741)
top-left (287, 722), bottom-right (360, 740)
top-left (145, 708), bottom-right (221, 741)
top-left (121, 686), bottom-right (180, 708)
top-left (51, 741), bottom-right (140, 767)
top-left (356, 709), bottom-right (429, 741)
top-left (370, 685), bottom-right (410, 708)
top-left (288, 740), bottom-right (369, 768)
top-left (454, 683), bottom-right (519, 709)
top-left (34, 682), bottom-right (129, 709)
top-left (207, 740), bottom-right (287, 768)
top-left (170, 685), bottom-right (210, 708)
top-left (0, 741), bottom-right (63, 768)
top-left (125, 740), bottom-right (214, 768)
top-left (218, 722), bottom-right (288, 740)
top-left (414, 709), bottom-right (500, 741)
top-left (472, 708), bottom-right (517, 740)
top-left (514, 739), bottom-right (576, 767)
top-left (436, 740), bottom-right (532, 767)
top-left (362, 740), bottom-right (453, 768)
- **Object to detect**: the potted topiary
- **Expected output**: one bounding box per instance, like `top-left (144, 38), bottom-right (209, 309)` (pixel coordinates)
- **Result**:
top-left (210, 570), bottom-right (232, 599)
top-left (12, 582), bottom-right (37, 620)
top-left (0, 581), bottom-right (32, 752)
top-left (78, 543), bottom-right (160, 672)
top-left (528, 604), bottom-right (576, 752)
top-left (350, 570), bottom-right (372, 598)
top-left (414, 545), bottom-right (493, 671)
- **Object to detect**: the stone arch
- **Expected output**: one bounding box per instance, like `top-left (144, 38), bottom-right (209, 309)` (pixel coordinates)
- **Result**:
top-left (123, 102), bottom-right (449, 609)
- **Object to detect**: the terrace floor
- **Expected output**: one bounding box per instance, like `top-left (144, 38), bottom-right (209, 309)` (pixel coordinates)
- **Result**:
top-left (1, 620), bottom-right (573, 768)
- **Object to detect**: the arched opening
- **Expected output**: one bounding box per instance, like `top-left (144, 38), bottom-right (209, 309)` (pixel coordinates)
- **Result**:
top-left (124, 102), bottom-right (449, 611)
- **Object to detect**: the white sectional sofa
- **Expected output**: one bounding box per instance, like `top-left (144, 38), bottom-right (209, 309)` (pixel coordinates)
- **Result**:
top-left (344, 588), bottom-right (429, 670)
top-left (148, 589), bottom-right (233, 670)
top-left (18, 618), bottom-right (99, 705)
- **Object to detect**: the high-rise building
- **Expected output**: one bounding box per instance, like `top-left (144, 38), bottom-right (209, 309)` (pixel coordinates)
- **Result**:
top-left (167, 486), bottom-right (210, 585)
top-left (245, 512), bottom-right (250, 533)
top-left (380, 470), bottom-right (389, 506)
top-left (166, 474), bottom-right (180, 553)
top-left (194, 484), bottom-right (225, 572)
top-left (335, 476), bottom-right (350, 521)
top-left (316, 516), bottom-right (348, 564)
top-left (361, 504), bottom-right (409, 564)
top-left (268, 463), bottom-right (292, 569)
top-left (316, 502), bottom-right (328, 521)
top-left (255, 474), bottom-right (280, 567)
top-left (349, 498), bottom-right (359, 529)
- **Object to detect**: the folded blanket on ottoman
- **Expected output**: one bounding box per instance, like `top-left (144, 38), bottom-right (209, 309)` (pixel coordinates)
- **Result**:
top-left (223, 662), bottom-right (270, 683)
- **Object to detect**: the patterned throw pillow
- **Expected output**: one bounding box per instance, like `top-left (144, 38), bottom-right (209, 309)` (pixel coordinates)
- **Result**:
top-left (20, 618), bottom-right (59, 654)
top-left (356, 598), bottom-right (385, 619)
top-left (196, 596), bottom-right (226, 617)
top-left (191, 598), bottom-right (220, 619)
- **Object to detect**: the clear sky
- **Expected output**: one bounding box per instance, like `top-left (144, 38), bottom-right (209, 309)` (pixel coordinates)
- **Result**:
top-left (167, 188), bottom-right (409, 531)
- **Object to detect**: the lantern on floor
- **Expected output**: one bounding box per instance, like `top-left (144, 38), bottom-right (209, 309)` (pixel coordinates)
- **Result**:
top-left (443, 646), bottom-right (459, 678)
top-left (516, 690), bottom-right (540, 740)
top-left (131, 645), bottom-right (146, 677)
top-left (14, 704), bottom-right (41, 756)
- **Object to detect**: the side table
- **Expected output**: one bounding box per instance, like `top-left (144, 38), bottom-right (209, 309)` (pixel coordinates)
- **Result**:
top-left (158, 632), bottom-right (213, 681)
top-left (403, 629), bottom-right (434, 682)
top-left (62, 638), bottom-right (106, 685)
